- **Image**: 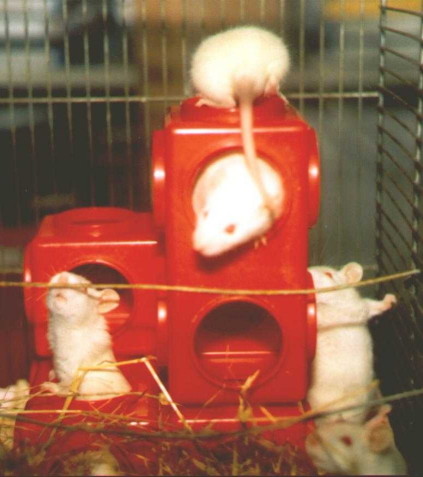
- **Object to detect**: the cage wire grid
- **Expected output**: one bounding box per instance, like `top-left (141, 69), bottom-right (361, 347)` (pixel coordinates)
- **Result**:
top-left (373, 1), bottom-right (423, 474)
top-left (0, 0), bottom-right (422, 474)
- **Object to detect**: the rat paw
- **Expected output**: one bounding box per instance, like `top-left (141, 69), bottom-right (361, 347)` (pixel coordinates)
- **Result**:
top-left (41, 381), bottom-right (70, 396)
top-left (195, 97), bottom-right (236, 109)
top-left (41, 381), bottom-right (60, 394)
top-left (254, 235), bottom-right (268, 249)
top-left (382, 293), bottom-right (397, 310)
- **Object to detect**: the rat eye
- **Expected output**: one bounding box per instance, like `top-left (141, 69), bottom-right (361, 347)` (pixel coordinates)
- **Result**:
top-left (341, 435), bottom-right (353, 446)
top-left (324, 272), bottom-right (334, 279)
top-left (224, 224), bottom-right (236, 235)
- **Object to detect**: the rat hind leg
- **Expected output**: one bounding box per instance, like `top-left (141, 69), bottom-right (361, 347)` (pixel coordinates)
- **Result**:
top-left (195, 95), bottom-right (236, 109)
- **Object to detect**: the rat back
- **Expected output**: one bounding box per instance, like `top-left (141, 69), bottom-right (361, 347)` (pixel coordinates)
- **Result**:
top-left (191, 26), bottom-right (290, 106)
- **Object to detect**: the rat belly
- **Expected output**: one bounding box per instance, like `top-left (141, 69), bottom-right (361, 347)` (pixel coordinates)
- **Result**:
top-left (314, 327), bottom-right (374, 384)
top-left (51, 326), bottom-right (110, 384)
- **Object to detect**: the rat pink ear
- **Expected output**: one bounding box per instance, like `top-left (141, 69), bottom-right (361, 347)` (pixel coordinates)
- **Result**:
top-left (365, 405), bottom-right (394, 453)
top-left (342, 262), bottom-right (363, 284)
top-left (97, 289), bottom-right (120, 314)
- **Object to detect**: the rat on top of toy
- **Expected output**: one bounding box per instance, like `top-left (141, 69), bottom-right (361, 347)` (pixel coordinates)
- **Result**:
top-left (18, 23), bottom-right (408, 477)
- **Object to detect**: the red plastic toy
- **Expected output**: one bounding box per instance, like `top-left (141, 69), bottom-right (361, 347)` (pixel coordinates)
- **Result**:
top-left (153, 97), bottom-right (319, 408)
top-left (18, 96), bottom-right (320, 452)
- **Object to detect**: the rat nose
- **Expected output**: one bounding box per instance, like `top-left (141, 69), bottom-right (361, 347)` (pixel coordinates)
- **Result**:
top-left (56, 273), bottom-right (68, 284)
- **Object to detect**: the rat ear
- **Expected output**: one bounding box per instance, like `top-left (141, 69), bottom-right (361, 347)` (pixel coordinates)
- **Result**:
top-left (365, 405), bottom-right (394, 453)
top-left (97, 289), bottom-right (120, 314)
top-left (342, 262), bottom-right (363, 284)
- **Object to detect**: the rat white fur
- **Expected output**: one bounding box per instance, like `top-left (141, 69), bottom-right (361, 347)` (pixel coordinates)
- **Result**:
top-left (0, 379), bottom-right (29, 450)
top-left (307, 262), bottom-right (397, 423)
top-left (191, 25), bottom-right (290, 215)
top-left (63, 448), bottom-right (122, 476)
top-left (42, 271), bottom-right (131, 400)
top-left (192, 153), bottom-right (284, 257)
top-left (306, 405), bottom-right (407, 475)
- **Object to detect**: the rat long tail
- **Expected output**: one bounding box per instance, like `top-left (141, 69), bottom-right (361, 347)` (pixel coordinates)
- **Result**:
top-left (238, 92), bottom-right (276, 220)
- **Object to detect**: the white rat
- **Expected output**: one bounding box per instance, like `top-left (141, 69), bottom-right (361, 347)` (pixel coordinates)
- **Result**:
top-left (42, 271), bottom-right (131, 400)
top-left (305, 405), bottom-right (407, 475)
top-left (0, 379), bottom-right (30, 451)
top-left (192, 153), bottom-right (284, 257)
top-left (64, 448), bottom-right (122, 476)
top-left (0, 379), bottom-right (29, 410)
top-left (307, 262), bottom-right (397, 423)
top-left (191, 25), bottom-right (290, 216)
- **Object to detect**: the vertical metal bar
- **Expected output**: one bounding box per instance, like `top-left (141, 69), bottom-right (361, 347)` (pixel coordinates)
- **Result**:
top-left (121, 0), bottom-right (135, 209)
top-left (181, 0), bottom-right (189, 97)
top-left (298, 0), bottom-right (306, 114)
top-left (62, 0), bottom-right (75, 201)
top-left (376, 0), bottom-right (388, 277)
top-left (43, 0), bottom-right (56, 197)
top-left (3, 0), bottom-right (21, 225)
top-left (356, 0), bottom-right (366, 258)
top-left (318, 0), bottom-right (325, 142)
top-left (140, 0), bottom-right (151, 153)
top-left (317, 0), bottom-right (326, 258)
top-left (199, 0), bottom-right (205, 39)
top-left (219, 0), bottom-right (226, 29)
top-left (259, 0), bottom-right (265, 23)
top-left (23, 0), bottom-right (39, 224)
top-left (160, 0), bottom-right (168, 114)
top-left (82, 0), bottom-right (95, 205)
top-left (337, 0), bottom-right (346, 263)
top-left (279, 0), bottom-right (286, 51)
top-left (413, 0), bottom-right (423, 271)
top-left (102, 0), bottom-right (115, 206)
top-left (240, 0), bottom-right (245, 22)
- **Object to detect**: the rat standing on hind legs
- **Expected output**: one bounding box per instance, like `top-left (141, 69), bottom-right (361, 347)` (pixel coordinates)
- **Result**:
top-left (190, 25), bottom-right (290, 220)
top-left (307, 262), bottom-right (397, 423)
top-left (42, 271), bottom-right (131, 400)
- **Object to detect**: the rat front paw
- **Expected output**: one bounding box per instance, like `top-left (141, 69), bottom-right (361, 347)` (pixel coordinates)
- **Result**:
top-left (41, 381), bottom-right (70, 396)
top-left (41, 381), bottom-right (60, 394)
top-left (382, 293), bottom-right (397, 310)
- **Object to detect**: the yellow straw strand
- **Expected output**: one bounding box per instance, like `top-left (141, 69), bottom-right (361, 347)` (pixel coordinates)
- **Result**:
top-left (0, 268), bottom-right (419, 296)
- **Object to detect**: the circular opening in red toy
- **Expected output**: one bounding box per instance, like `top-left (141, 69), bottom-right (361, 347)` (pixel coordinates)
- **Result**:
top-left (194, 300), bottom-right (282, 387)
top-left (70, 263), bottom-right (133, 333)
top-left (191, 152), bottom-right (286, 254)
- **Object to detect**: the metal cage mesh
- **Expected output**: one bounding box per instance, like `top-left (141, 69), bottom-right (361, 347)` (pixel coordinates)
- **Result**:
top-left (373, 1), bottom-right (423, 474)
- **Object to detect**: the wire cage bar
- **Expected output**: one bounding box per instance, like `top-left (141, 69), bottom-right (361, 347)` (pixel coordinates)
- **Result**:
top-left (375, 0), bottom-right (423, 474)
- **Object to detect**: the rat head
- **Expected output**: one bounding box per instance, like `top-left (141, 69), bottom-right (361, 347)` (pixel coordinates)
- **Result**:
top-left (193, 196), bottom-right (274, 257)
top-left (306, 405), bottom-right (397, 475)
top-left (308, 262), bottom-right (364, 306)
top-left (46, 271), bottom-right (120, 323)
